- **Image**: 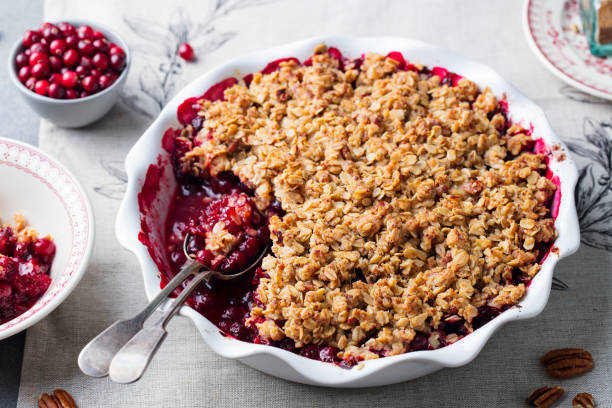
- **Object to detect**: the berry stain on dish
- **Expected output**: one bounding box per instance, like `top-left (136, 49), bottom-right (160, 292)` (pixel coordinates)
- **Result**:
top-left (13, 22), bottom-right (126, 99)
top-left (0, 215), bottom-right (56, 325)
top-left (139, 45), bottom-right (560, 367)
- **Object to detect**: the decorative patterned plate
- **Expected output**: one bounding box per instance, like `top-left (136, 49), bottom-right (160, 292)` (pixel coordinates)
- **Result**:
top-left (0, 138), bottom-right (95, 340)
top-left (524, 0), bottom-right (612, 101)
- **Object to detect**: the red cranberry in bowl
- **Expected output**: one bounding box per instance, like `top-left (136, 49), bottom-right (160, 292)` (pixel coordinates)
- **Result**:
top-left (75, 65), bottom-right (88, 77)
top-left (81, 75), bottom-right (98, 93)
top-left (65, 89), bottom-right (78, 99)
top-left (98, 74), bottom-right (114, 89)
top-left (18, 66), bottom-right (31, 83)
top-left (92, 53), bottom-right (109, 70)
top-left (77, 39), bottom-right (95, 56)
top-left (23, 30), bottom-right (41, 47)
top-left (31, 62), bottom-right (50, 80)
top-left (48, 83), bottom-right (65, 99)
top-left (109, 53), bottom-right (125, 71)
top-left (61, 70), bottom-right (77, 88)
top-left (62, 49), bottom-right (79, 67)
top-left (24, 77), bottom-right (36, 91)
top-left (49, 73), bottom-right (62, 85)
top-left (29, 42), bottom-right (48, 54)
top-left (64, 35), bottom-right (78, 49)
top-left (48, 55), bottom-right (62, 71)
top-left (29, 51), bottom-right (48, 66)
top-left (76, 25), bottom-right (94, 40)
top-left (15, 53), bottom-right (28, 68)
top-left (34, 80), bottom-right (49, 96)
top-left (57, 22), bottom-right (76, 36)
top-left (49, 39), bottom-right (66, 56)
top-left (92, 39), bottom-right (109, 53)
top-left (178, 42), bottom-right (195, 61)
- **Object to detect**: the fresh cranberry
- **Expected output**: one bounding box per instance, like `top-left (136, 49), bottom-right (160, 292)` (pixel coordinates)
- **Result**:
top-left (80, 91), bottom-right (90, 98)
top-left (109, 53), bottom-right (125, 71)
top-left (28, 51), bottom-right (48, 66)
top-left (65, 35), bottom-right (78, 49)
top-left (23, 30), bottom-right (41, 47)
top-left (29, 42), bottom-right (48, 54)
top-left (62, 49), bottom-right (79, 67)
top-left (42, 25), bottom-right (61, 42)
top-left (48, 83), bottom-right (65, 99)
top-left (24, 77), bottom-right (37, 91)
top-left (32, 238), bottom-right (56, 258)
top-left (49, 39), bottom-right (66, 56)
top-left (57, 22), bottom-right (76, 36)
top-left (92, 53), bottom-right (109, 70)
top-left (61, 70), bottom-right (77, 88)
top-left (48, 55), bottom-right (62, 71)
top-left (34, 80), bottom-right (49, 96)
top-left (92, 38), bottom-right (109, 52)
top-left (81, 75), bottom-right (98, 93)
top-left (18, 66), bottom-right (31, 83)
top-left (98, 73), bottom-right (114, 89)
top-left (89, 69), bottom-right (101, 79)
top-left (15, 53), bottom-right (28, 68)
top-left (49, 73), bottom-right (62, 85)
top-left (31, 62), bottom-right (50, 80)
top-left (77, 39), bottom-right (95, 56)
top-left (92, 30), bottom-right (105, 40)
top-left (80, 55), bottom-right (92, 69)
top-left (65, 89), bottom-right (78, 99)
top-left (38, 22), bottom-right (54, 32)
top-left (109, 45), bottom-right (125, 56)
top-left (75, 65), bottom-right (88, 77)
top-left (178, 43), bottom-right (194, 61)
top-left (76, 25), bottom-right (94, 40)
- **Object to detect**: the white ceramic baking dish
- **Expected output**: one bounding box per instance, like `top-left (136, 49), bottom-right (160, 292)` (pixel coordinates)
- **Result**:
top-left (116, 36), bottom-right (580, 388)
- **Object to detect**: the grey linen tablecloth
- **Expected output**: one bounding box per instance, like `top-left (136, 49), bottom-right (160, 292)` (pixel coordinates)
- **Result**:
top-left (16, 0), bottom-right (612, 406)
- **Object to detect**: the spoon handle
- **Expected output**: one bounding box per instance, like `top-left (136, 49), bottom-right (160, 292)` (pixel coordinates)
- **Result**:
top-left (78, 260), bottom-right (201, 378)
top-left (108, 270), bottom-right (213, 384)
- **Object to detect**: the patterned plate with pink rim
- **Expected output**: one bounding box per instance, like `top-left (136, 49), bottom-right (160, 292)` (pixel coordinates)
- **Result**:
top-left (524, 0), bottom-right (612, 101)
top-left (0, 137), bottom-right (95, 340)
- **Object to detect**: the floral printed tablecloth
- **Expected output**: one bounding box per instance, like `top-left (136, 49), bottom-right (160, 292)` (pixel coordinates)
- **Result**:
top-left (16, 0), bottom-right (612, 406)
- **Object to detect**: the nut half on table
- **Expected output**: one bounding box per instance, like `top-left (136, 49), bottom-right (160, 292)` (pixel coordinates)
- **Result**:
top-left (540, 348), bottom-right (595, 378)
top-left (38, 389), bottom-right (77, 408)
top-left (526, 386), bottom-right (565, 408)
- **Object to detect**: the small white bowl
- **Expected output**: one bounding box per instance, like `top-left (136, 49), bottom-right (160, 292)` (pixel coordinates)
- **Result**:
top-left (7, 20), bottom-right (130, 128)
top-left (0, 137), bottom-right (95, 340)
top-left (117, 36), bottom-right (581, 387)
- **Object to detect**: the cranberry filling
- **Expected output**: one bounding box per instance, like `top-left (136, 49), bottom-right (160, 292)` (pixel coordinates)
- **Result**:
top-left (0, 225), bottom-right (55, 325)
top-left (140, 46), bottom-right (559, 365)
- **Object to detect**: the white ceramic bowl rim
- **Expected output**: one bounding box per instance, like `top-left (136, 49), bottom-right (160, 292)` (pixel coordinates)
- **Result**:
top-left (117, 36), bottom-right (580, 387)
top-left (0, 137), bottom-right (95, 339)
top-left (6, 19), bottom-right (131, 104)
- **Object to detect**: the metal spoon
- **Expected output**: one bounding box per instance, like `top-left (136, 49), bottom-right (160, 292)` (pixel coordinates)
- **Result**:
top-left (78, 234), bottom-right (267, 380)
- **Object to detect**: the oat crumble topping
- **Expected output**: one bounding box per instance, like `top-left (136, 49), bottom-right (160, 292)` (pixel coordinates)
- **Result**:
top-left (172, 45), bottom-right (557, 360)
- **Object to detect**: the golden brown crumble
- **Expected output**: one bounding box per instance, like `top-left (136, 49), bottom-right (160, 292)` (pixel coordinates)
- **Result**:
top-left (174, 45), bottom-right (557, 360)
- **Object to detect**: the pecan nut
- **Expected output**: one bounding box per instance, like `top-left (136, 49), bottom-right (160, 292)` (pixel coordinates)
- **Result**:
top-left (573, 392), bottom-right (595, 408)
top-left (526, 386), bottom-right (565, 408)
top-left (38, 389), bottom-right (77, 408)
top-left (540, 348), bottom-right (594, 378)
